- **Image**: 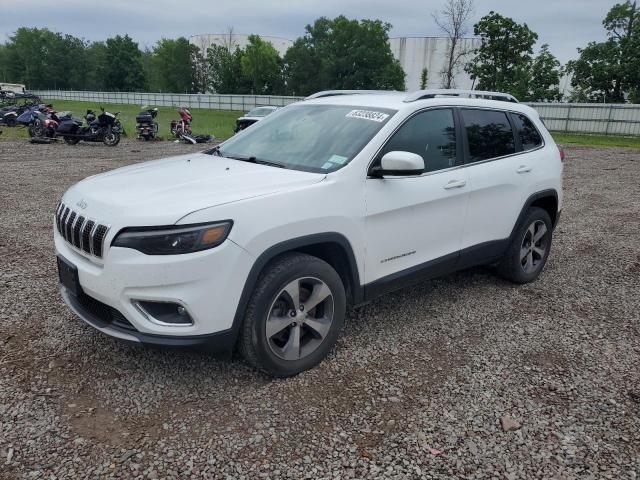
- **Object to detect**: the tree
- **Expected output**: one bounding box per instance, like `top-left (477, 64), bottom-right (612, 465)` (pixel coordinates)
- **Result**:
top-left (284, 16), bottom-right (405, 96)
top-left (84, 42), bottom-right (109, 91)
top-left (206, 44), bottom-right (249, 94)
top-left (528, 45), bottom-right (563, 102)
top-left (420, 68), bottom-right (429, 89)
top-left (465, 12), bottom-right (538, 99)
top-left (433, 0), bottom-right (474, 89)
top-left (147, 37), bottom-right (198, 92)
top-left (240, 35), bottom-right (285, 94)
top-left (103, 35), bottom-right (147, 92)
top-left (0, 44), bottom-right (7, 82)
top-left (567, 1), bottom-right (640, 102)
top-left (191, 46), bottom-right (209, 93)
top-left (1, 28), bottom-right (88, 90)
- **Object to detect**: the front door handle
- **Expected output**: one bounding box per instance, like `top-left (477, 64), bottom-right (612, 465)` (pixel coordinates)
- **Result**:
top-left (444, 179), bottom-right (467, 190)
top-left (517, 165), bottom-right (533, 174)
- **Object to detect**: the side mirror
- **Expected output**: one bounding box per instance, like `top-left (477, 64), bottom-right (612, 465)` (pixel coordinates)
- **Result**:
top-left (370, 151), bottom-right (425, 177)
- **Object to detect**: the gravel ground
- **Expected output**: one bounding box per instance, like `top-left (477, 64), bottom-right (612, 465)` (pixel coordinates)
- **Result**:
top-left (0, 139), bottom-right (639, 480)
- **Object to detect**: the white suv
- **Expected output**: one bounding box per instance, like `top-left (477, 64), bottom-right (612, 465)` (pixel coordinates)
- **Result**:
top-left (54, 89), bottom-right (563, 377)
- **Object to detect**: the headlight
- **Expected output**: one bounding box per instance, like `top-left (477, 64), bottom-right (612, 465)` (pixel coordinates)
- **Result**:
top-left (112, 221), bottom-right (233, 255)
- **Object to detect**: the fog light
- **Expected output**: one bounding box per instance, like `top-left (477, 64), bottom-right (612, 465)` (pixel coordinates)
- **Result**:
top-left (133, 300), bottom-right (194, 326)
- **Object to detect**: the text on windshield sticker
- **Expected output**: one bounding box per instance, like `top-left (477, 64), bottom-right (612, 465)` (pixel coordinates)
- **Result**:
top-left (345, 110), bottom-right (389, 122)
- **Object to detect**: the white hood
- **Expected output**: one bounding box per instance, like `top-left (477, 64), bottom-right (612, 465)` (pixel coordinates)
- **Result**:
top-left (63, 152), bottom-right (324, 226)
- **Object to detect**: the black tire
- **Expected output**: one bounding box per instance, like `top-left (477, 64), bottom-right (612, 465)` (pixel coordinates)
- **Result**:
top-left (63, 136), bottom-right (80, 145)
top-left (5, 117), bottom-right (16, 127)
top-left (30, 120), bottom-right (44, 138)
top-left (102, 130), bottom-right (121, 146)
top-left (498, 207), bottom-right (553, 284)
top-left (239, 253), bottom-right (346, 377)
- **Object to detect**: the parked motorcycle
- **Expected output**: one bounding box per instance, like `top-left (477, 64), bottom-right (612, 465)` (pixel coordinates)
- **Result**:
top-left (29, 109), bottom-right (72, 138)
top-left (170, 107), bottom-right (213, 144)
top-left (0, 104), bottom-right (22, 126)
top-left (57, 107), bottom-right (123, 146)
top-left (0, 94), bottom-right (41, 126)
top-left (16, 103), bottom-right (46, 131)
top-left (135, 106), bottom-right (158, 140)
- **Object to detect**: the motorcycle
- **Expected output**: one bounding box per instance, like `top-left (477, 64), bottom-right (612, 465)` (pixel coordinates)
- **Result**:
top-left (0, 94), bottom-right (41, 126)
top-left (57, 107), bottom-right (123, 146)
top-left (16, 104), bottom-right (47, 133)
top-left (29, 109), bottom-right (72, 138)
top-left (135, 106), bottom-right (158, 140)
top-left (170, 107), bottom-right (213, 144)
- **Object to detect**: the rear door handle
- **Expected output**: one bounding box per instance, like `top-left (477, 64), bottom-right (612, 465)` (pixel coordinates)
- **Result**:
top-left (517, 165), bottom-right (532, 174)
top-left (444, 179), bottom-right (467, 190)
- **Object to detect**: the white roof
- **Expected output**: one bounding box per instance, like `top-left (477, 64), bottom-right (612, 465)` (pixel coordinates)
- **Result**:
top-left (302, 92), bottom-right (540, 118)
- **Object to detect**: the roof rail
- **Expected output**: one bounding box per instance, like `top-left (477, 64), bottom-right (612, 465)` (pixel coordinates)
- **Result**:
top-left (305, 90), bottom-right (399, 100)
top-left (404, 89), bottom-right (519, 103)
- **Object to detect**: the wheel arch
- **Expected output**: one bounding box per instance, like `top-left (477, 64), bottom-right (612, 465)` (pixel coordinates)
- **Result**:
top-left (510, 189), bottom-right (559, 243)
top-left (230, 233), bottom-right (362, 346)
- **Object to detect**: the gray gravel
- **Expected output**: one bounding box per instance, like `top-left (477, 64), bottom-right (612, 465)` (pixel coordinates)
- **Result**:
top-left (1, 139), bottom-right (639, 479)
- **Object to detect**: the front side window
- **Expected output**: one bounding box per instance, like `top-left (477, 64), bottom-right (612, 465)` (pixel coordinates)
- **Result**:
top-left (462, 109), bottom-right (515, 162)
top-left (218, 104), bottom-right (396, 173)
top-left (512, 113), bottom-right (543, 151)
top-left (377, 108), bottom-right (458, 173)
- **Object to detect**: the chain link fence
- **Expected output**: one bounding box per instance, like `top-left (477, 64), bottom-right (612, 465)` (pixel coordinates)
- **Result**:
top-left (528, 103), bottom-right (640, 136)
top-left (31, 90), bottom-right (304, 112)
top-left (31, 90), bottom-right (640, 136)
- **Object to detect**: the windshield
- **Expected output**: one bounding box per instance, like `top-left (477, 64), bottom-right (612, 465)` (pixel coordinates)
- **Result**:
top-left (246, 107), bottom-right (276, 117)
top-left (219, 104), bottom-right (396, 173)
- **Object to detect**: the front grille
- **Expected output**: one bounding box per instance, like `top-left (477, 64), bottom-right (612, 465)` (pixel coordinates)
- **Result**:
top-left (73, 289), bottom-right (137, 331)
top-left (55, 202), bottom-right (110, 258)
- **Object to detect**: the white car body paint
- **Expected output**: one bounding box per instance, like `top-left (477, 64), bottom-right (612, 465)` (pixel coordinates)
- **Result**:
top-left (55, 93), bottom-right (563, 346)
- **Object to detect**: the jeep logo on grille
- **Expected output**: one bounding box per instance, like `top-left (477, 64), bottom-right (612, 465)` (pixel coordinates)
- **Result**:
top-left (76, 199), bottom-right (88, 210)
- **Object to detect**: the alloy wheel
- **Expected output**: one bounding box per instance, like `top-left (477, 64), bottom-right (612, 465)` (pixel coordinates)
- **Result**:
top-left (520, 220), bottom-right (549, 274)
top-left (266, 277), bottom-right (334, 361)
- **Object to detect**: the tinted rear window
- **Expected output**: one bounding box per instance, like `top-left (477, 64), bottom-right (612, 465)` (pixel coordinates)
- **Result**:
top-left (512, 113), bottom-right (543, 151)
top-left (461, 109), bottom-right (515, 162)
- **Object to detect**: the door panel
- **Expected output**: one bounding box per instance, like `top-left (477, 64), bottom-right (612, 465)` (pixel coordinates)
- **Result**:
top-left (364, 169), bottom-right (470, 283)
top-left (461, 157), bottom-right (529, 249)
top-left (364, 108), bottom-right (469, 284)
top-left (459, 108), bottom-right (526, 250)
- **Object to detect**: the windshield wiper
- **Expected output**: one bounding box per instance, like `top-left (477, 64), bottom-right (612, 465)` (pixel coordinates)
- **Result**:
top-left (205, 146), bottom-right (285, 168)
top-left (226, 155), bottom-right (286, 169)
top-left (205, 145), bottom-right (222, 156)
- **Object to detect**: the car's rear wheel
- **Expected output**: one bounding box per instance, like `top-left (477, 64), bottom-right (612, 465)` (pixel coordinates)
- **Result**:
top-left (239, 253), bottom-right (346, 377)
top-left (498, 207), bottom-right (553, 284)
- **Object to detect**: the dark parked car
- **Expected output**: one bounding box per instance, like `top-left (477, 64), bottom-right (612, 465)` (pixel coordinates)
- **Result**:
top-left (234, 106), bottom-right (279, 133)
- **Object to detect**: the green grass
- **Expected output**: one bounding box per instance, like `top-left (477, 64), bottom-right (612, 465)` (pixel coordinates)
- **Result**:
top-left (552, 132), bottom-right (640, 149)
top-left (0, 99), bottom-right (242, 141)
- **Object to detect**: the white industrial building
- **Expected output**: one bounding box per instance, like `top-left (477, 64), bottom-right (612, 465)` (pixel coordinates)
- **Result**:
top-left (190, 33), bottom-right (572, 96)
top-left (190, 33), bottom-right (481, 91)
top-left (388, 36), bottom-right (480, 90)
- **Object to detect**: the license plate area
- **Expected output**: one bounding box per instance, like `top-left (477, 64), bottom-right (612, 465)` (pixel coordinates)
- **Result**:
top-left (57, 255), bottom-right (80, 297)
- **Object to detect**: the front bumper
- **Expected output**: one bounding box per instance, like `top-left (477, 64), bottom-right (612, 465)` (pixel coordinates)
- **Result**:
top-left (54, 227), bottom-right (254, 349)
top-left (61, 287), bottom-right (236, 352)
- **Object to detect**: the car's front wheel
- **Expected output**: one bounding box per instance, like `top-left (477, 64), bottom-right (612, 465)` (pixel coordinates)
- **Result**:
top-left (239, 253), bottom-right (346, 377)
top-left (498, 207), bottom-right (553, 284)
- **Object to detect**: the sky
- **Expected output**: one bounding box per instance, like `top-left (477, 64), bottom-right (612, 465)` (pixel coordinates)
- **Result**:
top-left (0, 0), bottom-right (620, 64)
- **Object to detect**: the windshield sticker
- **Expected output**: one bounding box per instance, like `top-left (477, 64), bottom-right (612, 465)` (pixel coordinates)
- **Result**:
top-left (345, 110), bottom-right (389, 123)
top-left (327, 154), bottom-right (348, 165)
top-left (321, 161), bottom-right (335, 170)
